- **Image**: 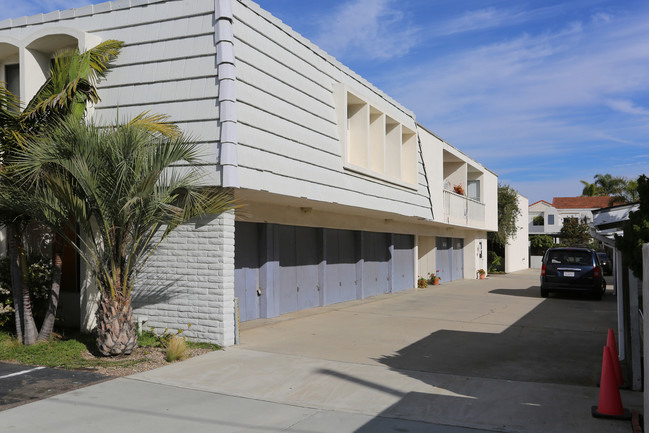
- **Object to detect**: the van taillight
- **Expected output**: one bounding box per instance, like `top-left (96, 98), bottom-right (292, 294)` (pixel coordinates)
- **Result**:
top-left (594, 266), bottom-right (601, 278)
top-left (541, 265), bottom-right (546, 276)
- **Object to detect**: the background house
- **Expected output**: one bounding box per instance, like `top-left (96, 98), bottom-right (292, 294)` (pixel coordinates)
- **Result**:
top-left (529, 196), bottom-right (613, 238)
top-left (528, 196), bottom-right (613, 267)
top-left (0, 0), bottom-right (498, 346)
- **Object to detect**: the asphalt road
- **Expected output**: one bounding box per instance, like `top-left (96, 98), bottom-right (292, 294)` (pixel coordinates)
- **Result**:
top-left (0, 362), bottom-right (110, 410)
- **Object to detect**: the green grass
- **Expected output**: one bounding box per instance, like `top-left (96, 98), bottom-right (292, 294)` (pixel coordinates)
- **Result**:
top-left (0, 329), bottom-right (220, 370)
top-left (0, 330), bottom-right (141, 370)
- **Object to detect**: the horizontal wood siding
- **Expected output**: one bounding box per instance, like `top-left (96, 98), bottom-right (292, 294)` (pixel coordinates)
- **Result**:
top-left (88, 0), bottom-right (219, 169)
top-left (234, 0), bottom-right (432, 219)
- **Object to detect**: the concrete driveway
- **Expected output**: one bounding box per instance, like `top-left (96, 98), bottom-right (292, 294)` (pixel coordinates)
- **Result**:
top-left (1, 270), bottom-right (642, 432)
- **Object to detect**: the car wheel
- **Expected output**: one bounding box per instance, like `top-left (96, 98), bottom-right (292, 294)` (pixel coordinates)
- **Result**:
top-left (541, 287), bottom-right (549, 298)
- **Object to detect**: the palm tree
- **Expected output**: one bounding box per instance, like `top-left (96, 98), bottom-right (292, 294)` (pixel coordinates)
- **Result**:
top-left (0, 40), bottom-right (123, 344)
top-left (15, 117), bottom-right (237, 355)
top-left (609, 178), bottom-right (640, 205)
top-left (580, 174), bottom-right (628, 198)
top-left (580, 180), bottom-right (598, 196)
top-left (593, 174), bottom-right (626, 196)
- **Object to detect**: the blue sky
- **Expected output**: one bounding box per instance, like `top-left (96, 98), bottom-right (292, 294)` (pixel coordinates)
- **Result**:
top-left (2, 0), bottom-right (648, 204)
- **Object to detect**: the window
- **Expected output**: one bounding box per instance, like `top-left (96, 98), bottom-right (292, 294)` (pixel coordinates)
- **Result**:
top-left (533, 215), bottom-right (544, 226)
top-left (343, 90), bottom-right (417, 187)
top-left (467, 180), bottom-right (480, 201)
top-left (548, 215), bottom-right (555, 225)
top-left (4, 64), bottom-right (19, 100)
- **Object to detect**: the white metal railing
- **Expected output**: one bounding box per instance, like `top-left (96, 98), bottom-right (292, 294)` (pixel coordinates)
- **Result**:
top-left (443, 190), bottom-right (485, 227)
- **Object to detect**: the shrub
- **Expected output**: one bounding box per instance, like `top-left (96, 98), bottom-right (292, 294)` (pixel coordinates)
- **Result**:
top-left (488, 251), bottom-right (503, 273)
top-left (166, 335), bottom-right (187, 362)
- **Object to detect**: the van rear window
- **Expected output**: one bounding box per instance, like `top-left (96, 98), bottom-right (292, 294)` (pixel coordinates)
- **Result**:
top-left (547, 251), bottom-right (591, 265)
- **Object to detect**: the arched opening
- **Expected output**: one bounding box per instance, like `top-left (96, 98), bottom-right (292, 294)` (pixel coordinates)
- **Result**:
top-left (23, 32), bottom-right (81, 103)
top-left (0, 40), bottom-right (20, 101)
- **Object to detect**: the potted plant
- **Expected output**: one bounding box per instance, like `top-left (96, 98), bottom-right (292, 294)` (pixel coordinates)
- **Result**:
top-left (478, 269), bottom-right (486, 279)
top-left (417, 276), bottom-right (428, 288)
top-left (453, 184), bottom-right (465, 195)
top-left (428, 271), bottom-right (441, 285)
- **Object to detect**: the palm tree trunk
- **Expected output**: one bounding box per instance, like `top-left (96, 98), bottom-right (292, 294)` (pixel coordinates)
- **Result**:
top-left (38, 233), bottom-right (63, 342)
top-left (7, 225), bottom-right (24, 344)
top-left (95, 292), bottom-right (137, 356)
top-left (8, 225), bottom-right (38, 345)
top-left (18, 233), bottom-right (38, 345)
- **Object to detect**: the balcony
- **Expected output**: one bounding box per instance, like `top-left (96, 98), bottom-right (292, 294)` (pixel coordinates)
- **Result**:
top-left (529, 225), bottom-right (546, 234)
top-left (443, 190), bottom-right (485, 228)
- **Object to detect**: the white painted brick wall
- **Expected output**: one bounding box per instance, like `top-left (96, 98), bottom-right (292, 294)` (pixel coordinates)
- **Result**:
top-left (134, 210), bottom-right (235, 346)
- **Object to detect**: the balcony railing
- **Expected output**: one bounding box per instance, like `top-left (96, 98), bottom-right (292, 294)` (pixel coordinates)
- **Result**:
top-left (443, 190), bottom-right (485, 227)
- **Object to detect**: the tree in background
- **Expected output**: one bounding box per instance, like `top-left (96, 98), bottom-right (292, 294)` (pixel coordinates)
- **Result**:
top-left (615, 175), bottom-right (649, 279)
top-left (487, 184), bottom-right (522, 271)
top-left (580, 173), bottom-right (639, 204)
top-left (558, 217), bottom-right (594, 247)
top-left (580, 174), bottom-right (626, 196)
top-left (610, 178), bottom-right (640, 205)
top-left (529, 234), bottom-right (554, 255)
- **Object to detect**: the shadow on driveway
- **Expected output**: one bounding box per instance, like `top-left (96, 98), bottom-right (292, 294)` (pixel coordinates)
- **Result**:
top-left (376, 286), bottom-right (617, 386)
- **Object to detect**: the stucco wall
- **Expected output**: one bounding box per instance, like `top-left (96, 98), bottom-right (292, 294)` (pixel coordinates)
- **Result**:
top-left (505, 193), bottom-right (529, 273)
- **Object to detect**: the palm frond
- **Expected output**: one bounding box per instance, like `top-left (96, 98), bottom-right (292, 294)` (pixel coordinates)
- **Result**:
top-left (125, 111), bottom-right (181, 138)
top-left (23, 40), bottom-right (124, 120)
top-left (14, 116), bottom-right (238, 300)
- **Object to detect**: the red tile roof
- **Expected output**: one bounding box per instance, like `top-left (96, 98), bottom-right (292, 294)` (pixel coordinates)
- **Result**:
top-left (552, 196), bottom-right (613, 209)
top-left (529, 200), bottom-right (553, 207)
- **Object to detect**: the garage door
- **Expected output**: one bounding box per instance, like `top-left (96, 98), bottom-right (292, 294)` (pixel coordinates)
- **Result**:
top-left (278, 225), bottom-right (321, 314)
top-left (436, 237), bottom-right (452, 282)
top-left (436, 237), bottom-right (464, 282)
top-left (363, 231), bottom-right (390, 297)
top-left (234, 222), bottom-right (260, 322)
top-left (452, 238), bottom-right (464, 281)
top-left (325, 229), bottom-right (357, 305)
top-left (392, 234), bottom-right (415, 292)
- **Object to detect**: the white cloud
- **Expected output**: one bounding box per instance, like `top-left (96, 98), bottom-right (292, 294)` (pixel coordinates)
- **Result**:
top-left (606, 99), bottom-right (649, 116)
top-left (313, 0), bottom-right (420, 61)
top-left (383, 11), bottom-right (649, 162)
top-left (436, 8), bottom-right (510, 36)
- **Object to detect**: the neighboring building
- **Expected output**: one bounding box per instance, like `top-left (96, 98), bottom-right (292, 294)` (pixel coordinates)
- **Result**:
top-left (505, 193), bottom-right (529, 273)
top-left (0, 0), bottom-right (498, 346)
top-left (529, 196), bottom-right (613, 238)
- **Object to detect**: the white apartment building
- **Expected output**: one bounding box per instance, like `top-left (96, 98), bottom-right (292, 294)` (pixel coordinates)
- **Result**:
top-left (0, 0), bottom-right (498, 346)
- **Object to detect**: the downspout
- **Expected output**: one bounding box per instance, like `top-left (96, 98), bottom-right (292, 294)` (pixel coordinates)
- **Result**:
top-left (215, 0), bottom-right (239, 187)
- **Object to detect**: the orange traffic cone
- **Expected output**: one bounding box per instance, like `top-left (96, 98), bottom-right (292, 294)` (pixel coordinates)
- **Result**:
top-left (592, 346), bottom-right (631, 419)
top-left (606, 329), bottom-right (625, 388)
